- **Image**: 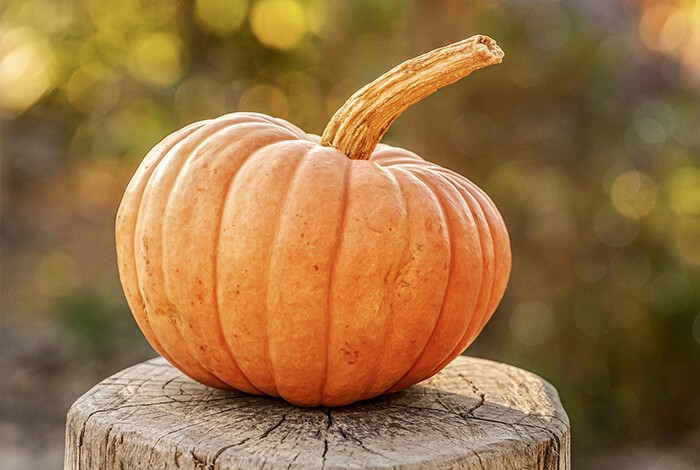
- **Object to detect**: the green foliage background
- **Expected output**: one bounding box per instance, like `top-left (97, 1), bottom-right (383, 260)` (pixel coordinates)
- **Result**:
top-left (1, 0), bottom-right (699, 467)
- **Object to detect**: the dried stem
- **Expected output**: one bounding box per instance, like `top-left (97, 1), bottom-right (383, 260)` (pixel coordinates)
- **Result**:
top-left (321, 35), bottom-right (504, 160)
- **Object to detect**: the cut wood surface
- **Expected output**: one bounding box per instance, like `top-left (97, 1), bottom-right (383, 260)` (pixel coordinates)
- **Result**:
top-left (65, 356), bottom-right (570, 469)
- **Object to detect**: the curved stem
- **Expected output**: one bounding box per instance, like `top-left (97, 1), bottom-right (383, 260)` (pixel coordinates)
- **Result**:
top-left (321, 35), bottom-right (504, 160)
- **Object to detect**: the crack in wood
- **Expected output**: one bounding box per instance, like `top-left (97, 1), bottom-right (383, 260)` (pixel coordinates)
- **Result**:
top-left (472, 450), bottom-right (486, 470)
top-left (286, 451), bottom-right (301, 469)
top-left (322, 408), bottom-right (333, 430)
top-left (321, 438), bottom-right (329, 469)
top-left (189, 449), bottom-right (207, 468)
top-left (210, 413), bottom-right (288, 467)
top-left (337, 426), bottom-right (385, 459)
top-left (161, 377), bottom-right (177, 390)
top-left (261, 414), bottom-right (287, 440)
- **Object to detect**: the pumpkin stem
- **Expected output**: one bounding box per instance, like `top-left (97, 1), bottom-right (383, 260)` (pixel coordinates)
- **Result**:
top-left (321, 35), bottom-right (504, 160)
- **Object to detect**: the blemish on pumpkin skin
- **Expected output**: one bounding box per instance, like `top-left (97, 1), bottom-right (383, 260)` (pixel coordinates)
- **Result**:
top-left (166, 309), bottom-right (180, 325)
top-left (383, 269), bottom-right (395, 284)
top-left (340, 346), bottom-right (360, 365)
top-left (313, 264), bottom-right (319, 271)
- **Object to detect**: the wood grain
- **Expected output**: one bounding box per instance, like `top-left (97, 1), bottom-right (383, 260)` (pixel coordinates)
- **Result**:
top-left (64, 356), bottom-right (569, 469)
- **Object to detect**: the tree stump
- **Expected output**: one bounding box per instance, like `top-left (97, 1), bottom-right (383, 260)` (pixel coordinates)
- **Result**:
top-left (65, 356), bottom-right (570, 469)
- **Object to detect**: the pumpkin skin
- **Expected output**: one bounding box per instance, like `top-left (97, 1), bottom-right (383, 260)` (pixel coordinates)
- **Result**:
top-left (116, 36), bottom-right (510, 407)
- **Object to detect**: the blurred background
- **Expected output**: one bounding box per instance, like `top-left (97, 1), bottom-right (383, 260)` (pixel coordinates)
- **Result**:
top-left (1, 0), bottom-right (699, 468)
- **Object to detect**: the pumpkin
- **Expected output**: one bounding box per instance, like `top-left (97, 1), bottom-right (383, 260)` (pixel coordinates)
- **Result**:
top-left (116, 35), bottom-right (510, 407)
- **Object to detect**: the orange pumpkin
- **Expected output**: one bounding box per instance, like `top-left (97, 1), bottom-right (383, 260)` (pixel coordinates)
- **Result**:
top-left (116, 35), bottom-right (510, 406)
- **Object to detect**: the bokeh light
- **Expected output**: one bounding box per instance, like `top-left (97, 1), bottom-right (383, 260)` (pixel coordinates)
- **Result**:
top-left (673, 217), bottom-right (700, 267)
top-left (668, 166), bottom-right (700, 216)
top-left (195, 0), bottom-right (249, 36)
top-left (238, 83), bottom-right (290, 118)
top-left (250, 0), bottom-right (307, 50)
top-left (648, 272), bottom-right (692, 315)
top-left (127, 32), bottom-right (184, 86)
top-left (65, 63), bottom-right (120, 115)
top-left (610, 170), bottom-right (657, 219)
top-left (654, 452), bottom-right (697, 470)
top-left (0, 27), bottom-right (55, 114)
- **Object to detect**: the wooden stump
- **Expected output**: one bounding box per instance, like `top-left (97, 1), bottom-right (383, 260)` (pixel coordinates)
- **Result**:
top-left (65, 356), bottom-right (570, 469)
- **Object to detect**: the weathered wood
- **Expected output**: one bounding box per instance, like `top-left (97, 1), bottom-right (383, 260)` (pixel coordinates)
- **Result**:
top-left (65, 356), bottom-right (570, 469)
